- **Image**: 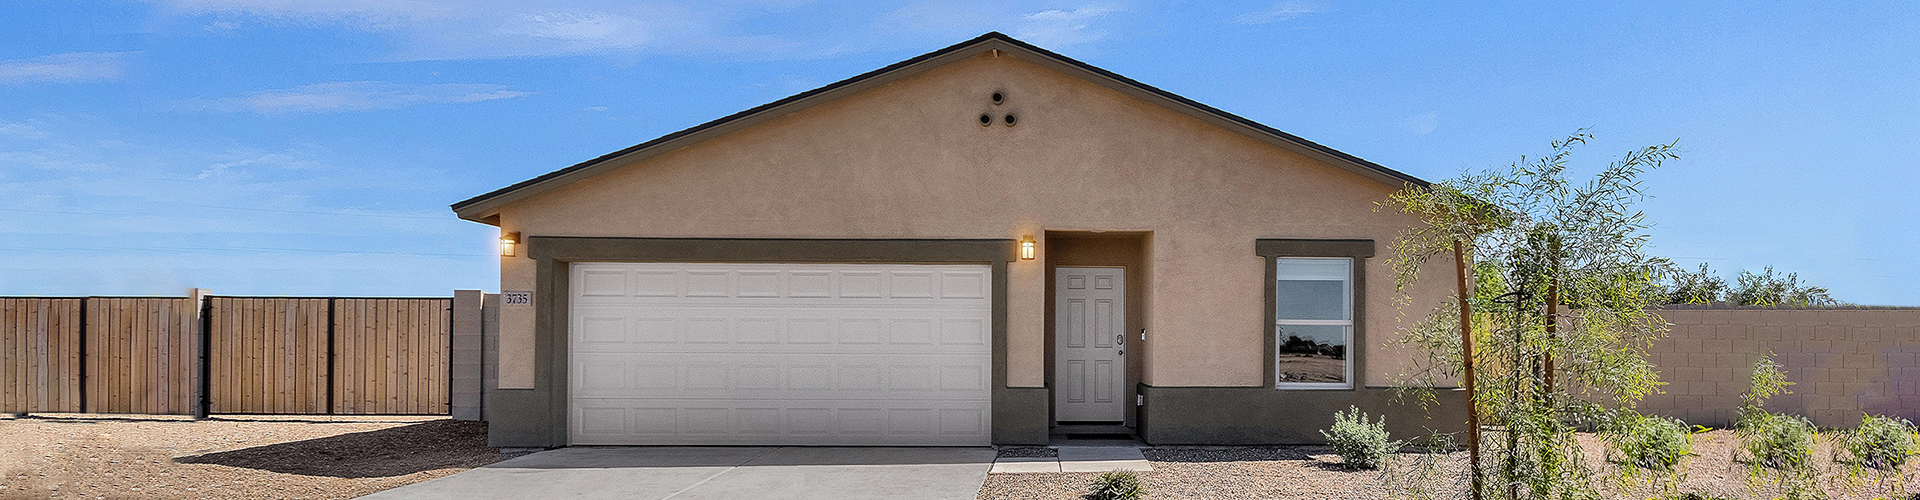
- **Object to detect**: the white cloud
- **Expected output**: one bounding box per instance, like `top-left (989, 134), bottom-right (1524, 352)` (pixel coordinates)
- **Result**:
top-left (0, 52), bottom-right (130, 84)
top-left (196, 152), bottom-right (321, 178)
top-left (150, 0), bottom-right (794, 60)
top-left (1404, 111), bottom-right (1438, 136)
top-left (176, 81), bottom-right (529, 114)
top-left (153, 1), bottom-right (1134, 60)
top-left (0, 122), bottom-right (48, 140)
top-left (1013, 6), bottom-right (1121, 48)
top-left (1232, 2), bottom-right (1325, 25)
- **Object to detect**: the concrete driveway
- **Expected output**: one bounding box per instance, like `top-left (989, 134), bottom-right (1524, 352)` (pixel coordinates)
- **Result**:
top-left (354, 446), bottom-right (995, 500)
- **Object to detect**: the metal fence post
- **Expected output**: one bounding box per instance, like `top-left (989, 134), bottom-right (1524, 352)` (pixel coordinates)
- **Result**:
top-left (195, 294), bottom-right (212, 419)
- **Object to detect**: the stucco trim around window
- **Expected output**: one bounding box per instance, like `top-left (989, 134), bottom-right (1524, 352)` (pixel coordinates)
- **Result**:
top-left (1256, 239), bottom-right (1373, 390)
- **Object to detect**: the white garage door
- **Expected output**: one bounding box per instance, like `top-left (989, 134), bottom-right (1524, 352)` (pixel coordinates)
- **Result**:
top-left (568, 262), bottom-right (993, 446)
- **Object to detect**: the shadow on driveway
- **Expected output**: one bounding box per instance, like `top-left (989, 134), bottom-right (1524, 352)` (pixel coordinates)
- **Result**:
top-left (175, 420), bottom-right (498, 478)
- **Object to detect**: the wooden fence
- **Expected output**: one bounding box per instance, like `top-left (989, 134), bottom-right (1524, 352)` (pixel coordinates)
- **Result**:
top-left (332, 298), bottom-right (451, 415)
top-left (1, 299), bottom-right (82, 413)
top-left (209, 298), bottom-right (329, 414)
top-left (1, 295), bottom-right (452, 416)
top-left (88, 298), bottom-right (199, 414)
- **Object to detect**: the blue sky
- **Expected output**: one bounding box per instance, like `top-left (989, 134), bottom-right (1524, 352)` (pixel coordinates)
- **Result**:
top-left (1, 1), bottom-right (1914, 305)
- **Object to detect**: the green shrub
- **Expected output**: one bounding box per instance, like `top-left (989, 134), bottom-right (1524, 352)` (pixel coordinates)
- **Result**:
top-left (1836, 414), bottom-right (1919, 470)
top-left (1319, 405), bottom-right (1401, 470)
top-left (1734, 354), bottom-right (1824, 499)
top-left (1605, 413), bottom-right (1695, 470)
top-left (1740, 409), bottom-right (1818, 469)
top-left (1088, 469), bottom-right (1143, 500)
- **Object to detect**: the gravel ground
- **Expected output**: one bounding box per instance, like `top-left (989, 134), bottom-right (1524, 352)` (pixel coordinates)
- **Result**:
top-left (981, 446), bottom-right (1417, 500)
top-left (0, 413), bottom-right (507, 500)
top-left (1581, 430), bottom-right (1918, 500)
top-left (996, 446), bottom-right (1058, 458)
top-left (978, 431), bottom-right (1920, 499)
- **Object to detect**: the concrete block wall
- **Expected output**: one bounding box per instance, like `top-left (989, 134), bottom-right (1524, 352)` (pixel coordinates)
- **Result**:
top-left (482, 293), bottom-right (499, 421)
top-left (451, 290), bottom-right (485, 421)
top-left (1638, 307), bottom-right (1920, 428)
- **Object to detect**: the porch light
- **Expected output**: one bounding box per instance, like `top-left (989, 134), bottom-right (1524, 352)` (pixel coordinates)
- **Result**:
top-left (500, 232), bottom-right (519, 257)
top-left (1019, 235), bottom-right (1036, 260)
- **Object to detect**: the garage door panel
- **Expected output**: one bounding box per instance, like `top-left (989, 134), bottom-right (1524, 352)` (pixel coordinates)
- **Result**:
top-left (565, 313), bottom-right (990, 353)
top-left (569, 352), bottom-right (990, 400)
top-left (567, 264), bottom-right (989, 301)
top-left (568, 399), bottom-right (991, 446)
top-left (568, 262), bottom-right (992, 446)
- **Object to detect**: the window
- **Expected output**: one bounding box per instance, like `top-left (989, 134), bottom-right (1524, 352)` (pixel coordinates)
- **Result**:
top-left (1275, 257), bottom-right (1353, 388)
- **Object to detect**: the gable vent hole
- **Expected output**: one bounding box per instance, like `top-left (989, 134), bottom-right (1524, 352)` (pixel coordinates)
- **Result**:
top-left (979, 113), bottom-right (993, 126)
top-left (1003, 113), bottom-right (1018, 127)
top-left (990, 92), bottom-right (1005, 105)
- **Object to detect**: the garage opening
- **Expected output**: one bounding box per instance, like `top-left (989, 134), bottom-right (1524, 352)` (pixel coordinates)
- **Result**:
top-left (567, 262), bottom-right (993, 445)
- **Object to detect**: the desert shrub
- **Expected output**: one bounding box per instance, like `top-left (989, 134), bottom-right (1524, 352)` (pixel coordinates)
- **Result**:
top-left (1320, 405), bottom-right (1401, 470)
top-left (1833, 414), bottom-right (1919, 496)
top-left (1088, 469), bottom-right (1143, 500)
top-left (1735, 354), bottom-right (1824, 499)
top-left (1606, 412), bottom-right (1695, 471)
top-left (1740, 412), bottom-right (1818, 469)
top-left (1837, 414), bottom-right (1920, 470)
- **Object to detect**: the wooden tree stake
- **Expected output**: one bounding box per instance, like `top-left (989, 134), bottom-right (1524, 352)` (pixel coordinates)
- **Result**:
top-left (1454, 240), bottom-right (1483, 500)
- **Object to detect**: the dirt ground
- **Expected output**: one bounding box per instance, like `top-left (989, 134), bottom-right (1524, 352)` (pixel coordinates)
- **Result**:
top-left (0, 413), bottom-right (507, 500)
top-left (979, 430), bottom-right (1920, 500)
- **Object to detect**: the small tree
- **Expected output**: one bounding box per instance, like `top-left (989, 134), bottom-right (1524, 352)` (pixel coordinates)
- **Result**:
top-left (1383, 131), bottom-right (1677, 499)
top-left (1660, 263), bottom-right (1726, 305)
top-left (1728, 266), bottom-right (1839, 307)
top-left (1657, 263), bottom-right (1842, 307)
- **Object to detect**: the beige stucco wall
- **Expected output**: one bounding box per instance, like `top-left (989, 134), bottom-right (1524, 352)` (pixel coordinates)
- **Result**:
top-left (1639, 308), bottom-right (1920, 427)
top-left (490, 50), bottom-right (1452, 389)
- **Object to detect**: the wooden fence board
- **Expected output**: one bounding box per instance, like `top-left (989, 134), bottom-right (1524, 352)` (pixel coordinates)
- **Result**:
top-left (208, 298), bottom-right (329, 414)
top-left (77, 298), bottom-right (196, 414)
top-left (328, 298), bottom-right (449, 414)
top-left (0, 299), bottom-right (83, 413)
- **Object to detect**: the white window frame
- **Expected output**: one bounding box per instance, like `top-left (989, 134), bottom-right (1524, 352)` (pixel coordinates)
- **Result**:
top-left (1273, 256), bottom-right (1355, 390)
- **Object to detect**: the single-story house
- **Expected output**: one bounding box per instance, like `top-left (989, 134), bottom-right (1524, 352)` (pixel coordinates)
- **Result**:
top-left (453, 32), bottom-right (1466, 448)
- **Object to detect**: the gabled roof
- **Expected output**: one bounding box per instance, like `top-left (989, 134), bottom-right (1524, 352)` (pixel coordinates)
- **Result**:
top-left (452, 32), bottom-right (1427, 223)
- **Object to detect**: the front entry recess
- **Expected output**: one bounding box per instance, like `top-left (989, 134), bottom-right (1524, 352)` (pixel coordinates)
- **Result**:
top-left (1054, 267), bottom-right (1126, 422)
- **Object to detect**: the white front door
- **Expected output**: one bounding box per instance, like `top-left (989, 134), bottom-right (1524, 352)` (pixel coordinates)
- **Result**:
top-left (1054, 267), bottom-right (1126, 422)
top-left (567, 262), bottom-right (993, 446)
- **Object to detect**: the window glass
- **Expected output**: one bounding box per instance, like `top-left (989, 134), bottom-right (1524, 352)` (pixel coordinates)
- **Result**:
top-left (1275, 257), bottom-right (1352, 386)
top-left (1277, 280), bottom-right (1348, 320)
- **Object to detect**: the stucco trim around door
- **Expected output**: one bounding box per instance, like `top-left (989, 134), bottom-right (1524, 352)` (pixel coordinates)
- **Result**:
top-left (512, 237), bottom-right (1048, 446)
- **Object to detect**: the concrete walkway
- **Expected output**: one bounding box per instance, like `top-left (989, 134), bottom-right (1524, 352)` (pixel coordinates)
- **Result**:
top-left (988, 446), bottom-right (1153, 473)
top-left (355, 446), bottom-right (995, 500)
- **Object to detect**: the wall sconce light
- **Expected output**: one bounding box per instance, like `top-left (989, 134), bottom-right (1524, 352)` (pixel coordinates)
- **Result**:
top-left (500, 232), bottom-right (519, 257)
top-left (1019, 235), bottom-right (1036, 260)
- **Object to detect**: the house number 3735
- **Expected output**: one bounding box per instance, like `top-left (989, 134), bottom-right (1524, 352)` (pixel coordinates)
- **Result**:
top-left (502, 291), bottom-right (533, 306)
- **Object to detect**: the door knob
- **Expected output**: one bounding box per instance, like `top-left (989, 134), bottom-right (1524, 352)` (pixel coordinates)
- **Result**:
top-left (1116, 334), bottom-right (1125, 346)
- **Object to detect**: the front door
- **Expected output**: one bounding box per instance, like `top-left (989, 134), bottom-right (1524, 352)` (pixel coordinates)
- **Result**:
top-left (1054, 267), bottom-right (1126, 422)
